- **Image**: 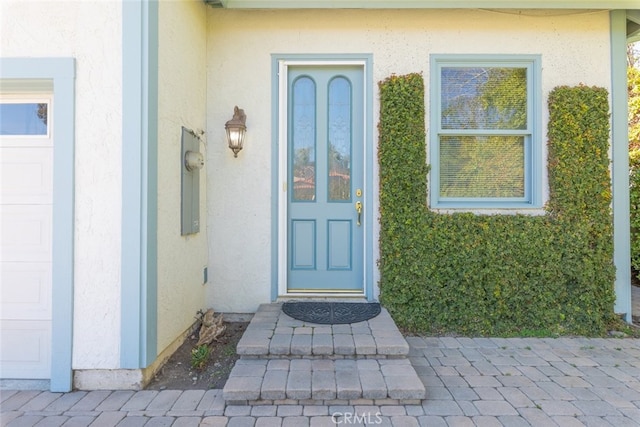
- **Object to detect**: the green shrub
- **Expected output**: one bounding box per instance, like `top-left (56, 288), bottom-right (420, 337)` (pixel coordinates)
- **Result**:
top-left (378, 75), bottom-right (616, 336)
top-left (630, 149), bottom-right (640, 276)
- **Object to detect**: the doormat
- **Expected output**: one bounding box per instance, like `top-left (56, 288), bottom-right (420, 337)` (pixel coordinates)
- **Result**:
top-left (281, 301), bottom-right (381, 325)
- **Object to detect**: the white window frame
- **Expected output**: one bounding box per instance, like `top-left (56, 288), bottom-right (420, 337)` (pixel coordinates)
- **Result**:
top-left (429, 54), bottom-right (542, 210)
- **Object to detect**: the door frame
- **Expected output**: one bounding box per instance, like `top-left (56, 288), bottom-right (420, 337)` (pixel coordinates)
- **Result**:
top-left (272, 54), bottom-right (374, 299)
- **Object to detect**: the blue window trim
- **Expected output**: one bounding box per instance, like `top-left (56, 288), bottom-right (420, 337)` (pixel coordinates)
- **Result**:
top-left (429, 54), bottom-right (542, 210)
top-left (0, 57), bottom-right (76, 392)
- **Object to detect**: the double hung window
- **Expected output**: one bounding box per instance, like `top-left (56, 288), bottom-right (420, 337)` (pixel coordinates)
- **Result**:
top-left (430, 55), bottom-right (541, 209)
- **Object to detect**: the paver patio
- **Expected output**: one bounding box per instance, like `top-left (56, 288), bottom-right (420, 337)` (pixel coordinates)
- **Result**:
top-left (2, 303), bottom-right (640, 426)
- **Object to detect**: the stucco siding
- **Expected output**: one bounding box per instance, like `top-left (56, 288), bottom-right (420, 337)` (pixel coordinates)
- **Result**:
top-left (1, 0), bottom-right (123, 369)
top-left (156, 0), bottom-right (209, 354)
top-left (205, 8), bottom-right (612, 313)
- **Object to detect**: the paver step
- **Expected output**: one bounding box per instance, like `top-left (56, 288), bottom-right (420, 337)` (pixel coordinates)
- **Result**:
top-left (222, 357), bottom-right (426, 404)
top-left (224, 303), bottom-right (425, 406)
top-left (236, 303), bottom-right (409, 357)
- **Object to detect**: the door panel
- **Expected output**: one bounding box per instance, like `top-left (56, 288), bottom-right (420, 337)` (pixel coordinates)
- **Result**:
top-left (0, 320), bottom-right (51, 379)
top-left (0, 148), bottom-right (53, 205)
top-left (327, 220), bottom-right (352, 270)
top-left (291, 220), bottom-right (316, 269)
top-left (1, 262), bottom-right (52, 319)
top-left (287, 66), bottom-right (364, 292)
top-left (0, 205), bottom-right (52, 263)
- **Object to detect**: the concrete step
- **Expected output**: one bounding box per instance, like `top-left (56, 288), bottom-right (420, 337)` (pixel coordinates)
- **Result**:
top-left (236, 304), bottom-right (409, 358)
top-left (223, 358), bottom-right (426, 405)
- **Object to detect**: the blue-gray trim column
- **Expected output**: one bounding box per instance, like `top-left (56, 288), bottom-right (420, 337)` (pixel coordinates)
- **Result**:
top-left (49, 60), bottom-right (76, 392)
top-left (270, 57), bottom-right (280, 302)
top-left (0, 58), bottom-right (76, 391)
top-left (611, 10), bottom-right (632, 322)
top-left (121, 0), bottom-right (159, 369)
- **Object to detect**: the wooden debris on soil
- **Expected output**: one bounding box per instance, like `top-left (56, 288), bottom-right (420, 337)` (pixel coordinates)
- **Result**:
top-left (196, 308), bottom-right (226, 346)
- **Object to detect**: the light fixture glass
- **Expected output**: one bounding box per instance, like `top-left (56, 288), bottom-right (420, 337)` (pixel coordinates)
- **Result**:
top-left (225, 106), bottom-right (246, 157)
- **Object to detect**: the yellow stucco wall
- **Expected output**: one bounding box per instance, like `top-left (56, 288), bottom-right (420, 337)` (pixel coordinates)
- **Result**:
top-left (0, 2), bottom-right (616, 370)
top-left (156, 0), bottom-right (209, 354)
top-left (205, 8), bottom-right (612, 313)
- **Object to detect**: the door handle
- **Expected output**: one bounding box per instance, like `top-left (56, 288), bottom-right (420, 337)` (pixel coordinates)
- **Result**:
top-left (355, 201), bottom-right (362, 226)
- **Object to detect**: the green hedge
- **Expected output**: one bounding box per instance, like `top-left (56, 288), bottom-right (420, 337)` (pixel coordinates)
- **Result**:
top-left (630, 150), bottom-right (640, 276)
top-left (378, 75), bottom-right (616, 336)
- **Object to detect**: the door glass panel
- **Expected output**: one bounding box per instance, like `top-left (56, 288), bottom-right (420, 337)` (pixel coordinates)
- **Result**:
top-left (328, 77), bottom-right (351, 201)
top-left (0, 103), bottom-right (48, 136)
top-left (292, 77), bottom-right (316, 201)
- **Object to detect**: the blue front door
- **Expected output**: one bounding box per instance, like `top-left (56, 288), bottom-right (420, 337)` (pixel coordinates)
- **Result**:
top-left (287, 65), bottom-right (364, 293)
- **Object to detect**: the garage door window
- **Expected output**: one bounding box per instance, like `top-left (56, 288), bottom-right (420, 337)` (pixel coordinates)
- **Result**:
top-left (0, 101), bottom-right (49, 136)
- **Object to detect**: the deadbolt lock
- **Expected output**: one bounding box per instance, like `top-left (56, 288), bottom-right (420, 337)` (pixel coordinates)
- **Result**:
top-left (356, 188), bottom-right (362, 197)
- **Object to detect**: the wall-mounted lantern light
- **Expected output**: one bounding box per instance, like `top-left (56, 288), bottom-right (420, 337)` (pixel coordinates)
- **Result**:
top-left (225, 106), bottom-right (247, 157)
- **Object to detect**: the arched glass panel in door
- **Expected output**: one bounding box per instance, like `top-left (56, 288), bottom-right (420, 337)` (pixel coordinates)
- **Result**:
top-left (292, 76), bottom-right (316, 201)
top-left (327, 76), bottom-right (352, 201)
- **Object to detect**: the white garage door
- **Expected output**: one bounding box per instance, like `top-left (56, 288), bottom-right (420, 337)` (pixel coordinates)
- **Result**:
top-left (0, 96), bottom-right (53, 379)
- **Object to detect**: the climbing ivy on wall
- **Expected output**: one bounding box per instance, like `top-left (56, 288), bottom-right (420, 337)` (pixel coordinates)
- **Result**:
top-left (630, 151), bottom-right (640, 276)
top-left (378, 74), bottom-right (616, 336)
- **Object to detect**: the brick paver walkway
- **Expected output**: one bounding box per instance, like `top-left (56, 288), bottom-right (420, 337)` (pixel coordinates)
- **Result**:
top-left (2, 336), bottom-right (640, 426)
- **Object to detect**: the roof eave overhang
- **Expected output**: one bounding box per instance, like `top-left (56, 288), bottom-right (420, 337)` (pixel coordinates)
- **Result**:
top-left (204, 1), bottom-right (640, 10)
top-left (203, 1), bottom-right (640, 41)
top-left (628, 10), bottom-right (640, 42)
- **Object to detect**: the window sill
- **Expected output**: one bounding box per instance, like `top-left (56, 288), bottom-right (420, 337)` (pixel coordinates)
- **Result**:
top-left (429, 206), bottom-right (546, 216)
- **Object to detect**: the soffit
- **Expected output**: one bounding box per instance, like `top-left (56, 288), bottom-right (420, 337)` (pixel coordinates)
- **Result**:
top-left (204, 1), bottom-right (640, 10)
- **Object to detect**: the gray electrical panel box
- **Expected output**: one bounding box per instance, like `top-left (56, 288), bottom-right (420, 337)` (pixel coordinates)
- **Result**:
top-left (181, 127), bottom-right (202, 235)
